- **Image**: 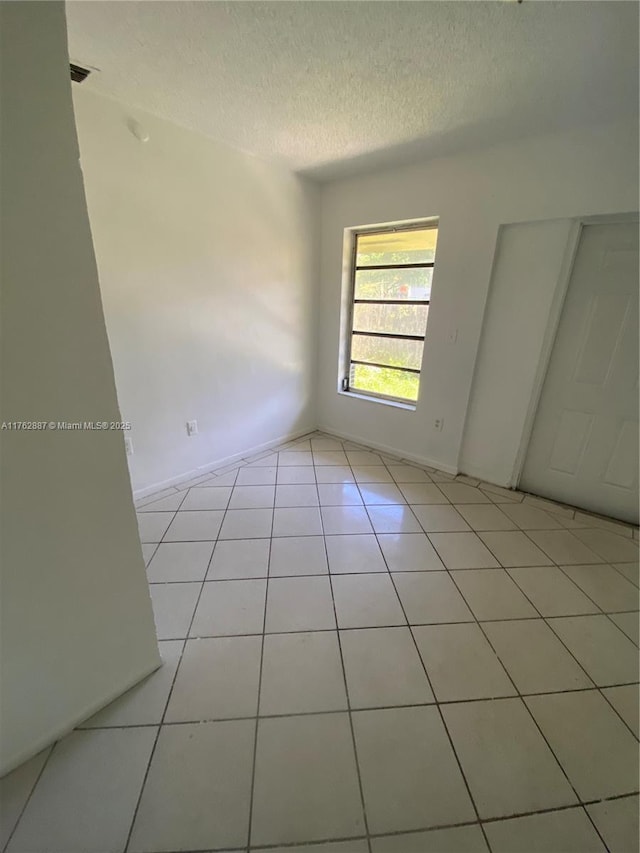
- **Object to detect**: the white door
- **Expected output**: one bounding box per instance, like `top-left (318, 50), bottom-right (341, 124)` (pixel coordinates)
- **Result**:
top-left (521, 221), bottom-right (639, 524)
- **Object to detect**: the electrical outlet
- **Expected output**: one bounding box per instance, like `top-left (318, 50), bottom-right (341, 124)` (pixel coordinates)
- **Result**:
top-left (186, 420), bottom-right (198, 436)
top-left (124, 437), bottom-right (134, 455)
top-left (434, 418), bottom-right (444, 432)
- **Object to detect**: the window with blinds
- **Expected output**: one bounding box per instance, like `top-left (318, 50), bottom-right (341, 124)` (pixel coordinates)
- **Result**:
top-left (343, 224), bottom-right (438, 404)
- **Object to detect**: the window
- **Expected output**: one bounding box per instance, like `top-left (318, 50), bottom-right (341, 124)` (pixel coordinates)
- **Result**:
top-left (342, 223), bottom-right (438, 405)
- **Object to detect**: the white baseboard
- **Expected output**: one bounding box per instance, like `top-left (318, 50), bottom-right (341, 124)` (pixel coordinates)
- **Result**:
top-left (132, 424), bottom-right (316, 500)
top-left (0, 656), bottom-right (161, 778)
top-left (317, 424), bottom-right (458, 476)
top-left (133, 421), bottom-right (458, 502)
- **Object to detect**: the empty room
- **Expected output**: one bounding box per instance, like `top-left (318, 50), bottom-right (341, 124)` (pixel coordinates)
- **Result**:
top-left (1, 1), bottom-right (639, 852)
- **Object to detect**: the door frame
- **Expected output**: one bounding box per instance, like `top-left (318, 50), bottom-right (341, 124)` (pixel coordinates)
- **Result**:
top-left (512, 212), bottom-right (640, 491)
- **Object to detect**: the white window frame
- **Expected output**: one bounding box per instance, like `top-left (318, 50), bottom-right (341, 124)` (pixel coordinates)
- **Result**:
top-left (338, 217), bottom-right (439, 410)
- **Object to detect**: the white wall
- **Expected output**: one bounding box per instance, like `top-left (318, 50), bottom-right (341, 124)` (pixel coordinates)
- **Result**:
top-left (0, 1), bottom-right (160, 775)
top-left (72, 89), bottom-right (319, 496)
top-left (317, 120), bottom-right (638, 479)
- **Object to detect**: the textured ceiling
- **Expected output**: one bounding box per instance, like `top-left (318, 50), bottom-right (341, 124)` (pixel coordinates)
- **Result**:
top-left (66, 1), bottom-right (639, 181)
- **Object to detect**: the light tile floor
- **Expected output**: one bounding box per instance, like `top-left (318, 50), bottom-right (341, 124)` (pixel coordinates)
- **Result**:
top-left (3, 431), bottom-right (639, 853)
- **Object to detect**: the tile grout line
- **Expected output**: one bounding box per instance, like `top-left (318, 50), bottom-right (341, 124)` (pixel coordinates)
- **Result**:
top-left (124, 468), bottom-right (240, 853)
top-left (139, 524), bottom-right (640, 559)
top-left (245, 465), bottom-right (277, 853)
top-left (354, 451), bottom-right (489, 839)
top-left (548, 561), bottom-right (640, 648)
top-left (467, 529), bottom-right (640, 747)
top-left (108, 785), bottom-right (640, 853)
top-left (178, 618), bottom-right (639, 639)
top-left (75, 677), bottom-right (640, 729)
top-left (517, 523), bottom-right (631, 576)
top-left (313, 435), bottom-right (640, 792)
top-left (143, 572), bottom-right (640, 610)
top-left (541, 617), bottom-right (640, 744)
top-left (140, 540), bottom-right (161, 569)
top-left (140, 481), bottom-right (637, 534)
top-left (142, 488), bottom-right (192, 577)
top-left (489, 540), bottom-right (640, 741)
top-left (414, 506), bottom-right (640, 738)
top-left (339, 438), bottom-right (638, 837)
top-left (310, 445), bottom-right (374, 853)
top-left (147, 785), bottom-right (639, 852)
top-left (607, 560), bottom-right (640, 591)
top-left (350, 452), bottom-right (494, 853)
top-left (1, 745), bottom-right (56, 853)
top-left (511, 543), bottom-right (639, 643)
top-left (444, 534), bottom-right (638, 835)
top-left (508, 559), bottom-right (639, 650)
top-left (435, 548), bottom-right (616, 850)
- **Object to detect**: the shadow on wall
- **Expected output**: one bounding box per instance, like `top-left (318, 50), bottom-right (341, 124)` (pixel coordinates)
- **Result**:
top-left (73, 88), bottom-right (319, 494)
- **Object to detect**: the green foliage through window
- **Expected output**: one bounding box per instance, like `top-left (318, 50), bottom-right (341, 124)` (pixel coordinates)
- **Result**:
top-left (351, 364), bottom-right (420, 402)
top-left (346, 224), bottom-right (438, 404)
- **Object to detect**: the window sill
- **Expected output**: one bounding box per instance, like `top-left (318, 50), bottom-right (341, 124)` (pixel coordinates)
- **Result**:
top-left (337, 389), bottom-right (417, 412)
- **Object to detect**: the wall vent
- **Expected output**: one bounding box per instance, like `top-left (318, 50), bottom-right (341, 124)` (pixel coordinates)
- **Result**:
top-left (70, 63), bottom-right (91, 83)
